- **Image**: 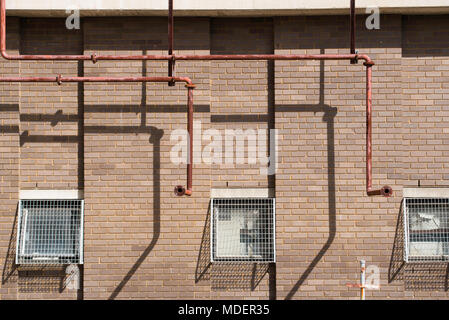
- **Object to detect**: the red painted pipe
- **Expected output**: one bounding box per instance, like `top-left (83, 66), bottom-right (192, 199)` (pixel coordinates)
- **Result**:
top-left (0, 75), bottom-right (196, 195)
top-left (365, 62), bottom-right (392, 197)
top-left (1, 0), bottom-right (375, 64)
top-left (168, 0), bottom-right (175, 86)
top-left (350, 0), bottom-right (357, 64)
top-left (0, 75), bottom-right (193, 84)
top-left (0, 0), bottom-right (388, 197)
top-left (175, 84), bottom-right (195, 197)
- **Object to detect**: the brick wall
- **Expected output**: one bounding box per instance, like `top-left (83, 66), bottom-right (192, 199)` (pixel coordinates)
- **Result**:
top-left (0, 14), bottom-right (448, 300)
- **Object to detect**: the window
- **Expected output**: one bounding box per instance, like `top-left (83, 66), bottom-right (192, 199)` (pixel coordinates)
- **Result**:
top-left (211, 198), bottom-right (275, 263)
top-left (404, 198), bottom-right (449, 262)
top-left (16, 200), bottom-right (84, 265)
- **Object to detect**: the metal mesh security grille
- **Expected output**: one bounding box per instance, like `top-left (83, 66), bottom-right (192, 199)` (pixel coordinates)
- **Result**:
top-left (404, 198), bottom-right (449, 262)
top-left (211, 198), bottom-right (275, 263)
top-left (16, 200), bottom-right (84, 265)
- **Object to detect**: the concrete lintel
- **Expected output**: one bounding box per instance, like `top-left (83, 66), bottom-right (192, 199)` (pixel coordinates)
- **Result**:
top-left (211, 188), bottom-right (275, 198)
top-left (403, 188), bottom-right (449, 198)
top-left (19, 189), bottom-right (84, 200)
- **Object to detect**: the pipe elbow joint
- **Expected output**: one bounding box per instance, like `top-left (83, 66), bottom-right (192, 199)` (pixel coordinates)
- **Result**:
top-left (367, 185), bottom-right (393, 197)
top-left (1, 50), bottom-right (11, 60)
top-left (361, 57), bottom-right (375, 67)
top-left (174, 185), bottom-right (192, 197)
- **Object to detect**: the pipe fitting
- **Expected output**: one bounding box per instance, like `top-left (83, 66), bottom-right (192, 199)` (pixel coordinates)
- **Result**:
top-left (174, 185), bottom-right (186, 196)
top-left (381, 185), bottom-right (393, 197)
top-left (185, 83), bottom-right (196, 89)
top-left (56, 74), bottom-right (62, 85)
top-left (175, 185), bottom-right (192, 197)
top-left (91, 53), bottom-right (97, 64)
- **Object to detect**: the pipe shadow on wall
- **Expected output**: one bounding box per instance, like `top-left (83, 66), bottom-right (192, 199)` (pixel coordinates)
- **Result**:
top-left (194, 100), bottom-right (337, 298)
top-left (108, 126), bottom-right (163, 300)
top-left (194, 53), bottom-right (276, 297)
top-left (194, 204), bottom-right (270, 292)
top-left (388, 200), bottom-right (449, 291)
top-left (282, 104), bottom-right (337, 300)
top-left (283, 56), bottom-right (337, 300)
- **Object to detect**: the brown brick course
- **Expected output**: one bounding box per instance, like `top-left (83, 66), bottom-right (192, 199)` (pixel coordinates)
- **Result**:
top-left (0, 14), bottom-right (448, 299)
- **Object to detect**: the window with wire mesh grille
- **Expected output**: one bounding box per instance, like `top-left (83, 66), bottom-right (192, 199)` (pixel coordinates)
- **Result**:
top-left (16, 200), bottom-right (84, 265)
top-left (404, 198), bottom-right (449, 262)
top-left (211, 198), bottom-right (275, 263)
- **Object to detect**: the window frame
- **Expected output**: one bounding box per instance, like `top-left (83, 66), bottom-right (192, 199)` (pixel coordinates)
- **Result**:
top-left (16, 199), bottom-right (84, 265)
top-left (210, 197), bottom-right (276, 263)
top-left (403, 197), bottom-right (449, 263)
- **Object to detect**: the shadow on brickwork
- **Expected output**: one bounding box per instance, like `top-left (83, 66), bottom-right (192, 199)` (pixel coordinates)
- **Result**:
top-left (402, 15), bottom-right (449, 57)
top-left (17, 266), bottom-right (68, 293)
top-left (388, 200), bottom-right (449, 291)
top-left (195, 203), bottom-right (270, 291)
top-left (1, 204), bottom-right (73, 294)
top-left (1, 203), bottom-right (19, 288)
top-left (211, 263), bottom-right (269, 291)
top-left (388, 201), bottom-right (405, 283)
top-left (284, 53), bottom-right (338, 299)
top-left (195, 203), bottom-right (212, 283)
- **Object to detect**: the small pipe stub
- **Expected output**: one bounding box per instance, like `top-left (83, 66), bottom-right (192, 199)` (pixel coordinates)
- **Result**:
top-left (381, 185), bottom-right (393, 197)
top-left (174, 185), bottom-right (186, 197)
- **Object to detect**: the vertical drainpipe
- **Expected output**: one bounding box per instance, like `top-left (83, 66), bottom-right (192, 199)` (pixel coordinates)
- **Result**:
top-left (168, 0), bottom-right (175, 86)
top-left (365, 62), bottom-right (392, 197)
top-left (175, 84), bottom-right (196, 196)
top-left (350, 0), bottom-right (357, 64)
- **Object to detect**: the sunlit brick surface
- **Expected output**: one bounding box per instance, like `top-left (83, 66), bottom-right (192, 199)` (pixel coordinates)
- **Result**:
top-left (0, 14), bottom-right (449, 299)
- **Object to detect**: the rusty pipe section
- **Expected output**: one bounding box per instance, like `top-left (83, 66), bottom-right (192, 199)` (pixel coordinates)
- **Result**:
top-left (365, 62), bottom-right (392, 197)
top-left (175, 84), bottom-right (195, 197)
top-left (0, 75), bottom-right (195, 195)
top-left (0, 0), bottom-right (373, 66)
top-left (0, 75), bottom-right (193, 85)
top-left (0, 60), bottom-right (388, 197)
top-left (0, 0), bottom-right (387, 197)
top-left (0, 1), bottom-right (373, 65)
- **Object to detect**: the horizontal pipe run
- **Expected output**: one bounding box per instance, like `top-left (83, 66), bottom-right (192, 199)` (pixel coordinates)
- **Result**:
top-left (0, 0), bottom-right (388, 197)
top-left (1, 0), bottom-right (372, 64)
top-left (0, 73), bottom-right (195, 195)
top-left (0, 76), bottom-right (193, 85)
